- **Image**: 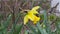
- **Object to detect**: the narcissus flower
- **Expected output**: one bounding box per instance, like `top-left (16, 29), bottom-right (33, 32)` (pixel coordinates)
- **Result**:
top-left (24, 6), bottom-right (40, 25)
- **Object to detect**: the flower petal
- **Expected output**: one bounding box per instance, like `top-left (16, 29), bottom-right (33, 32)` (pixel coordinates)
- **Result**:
top-left (28, 14), bottom-right (34, 21)
top-left (29, 10), bottom-right (39, 14)
top-left (33, 15), bottom-right (40, 24)
top-left (32, 6), bottom-right (40, 10)
top-left (28, 14), bottom-right (40, 24)
top-left (29, 6), bottom-right (40, 14)
top-left (24, 15), bottom-right (29, 25)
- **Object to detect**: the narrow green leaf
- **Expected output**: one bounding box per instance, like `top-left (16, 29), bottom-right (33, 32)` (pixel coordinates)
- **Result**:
top-left (43, 10), bottom-right (51, 34)
top-left (0, 14), bottom-right (12, 34)
top-left (36, 22), bottom-right (48, 34)
top-left (27, 23), bottom-right (37, 34)
top-left (14, 24), bottom-right (23, 34)
top-left (10, 13), bottom-right (23, 34)
top-left (3, 14), bottom-right (12, 29)
top-left (25, 30), bottom-right (29, 34)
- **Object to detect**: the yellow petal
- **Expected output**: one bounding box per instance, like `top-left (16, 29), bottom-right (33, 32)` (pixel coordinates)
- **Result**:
top-left (34, 15), bottom-right (40, 21)
top-left (33, 16), bottom-right (40, 24)
top-left (28, 14), bottom-right (35, 21)
top-left (24, 15), bottom-right (29, 25)
top-left (28, 6), bottom-right (40, 14)
top-left (29, 10), bottom-right (39, 14)
top-left (28, 14), bottom-right (40, 24)
top-left (32, 6), bottom-right (40, 10)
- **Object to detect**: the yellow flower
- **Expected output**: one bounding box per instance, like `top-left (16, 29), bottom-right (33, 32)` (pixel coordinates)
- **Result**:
top-left (24, 6), bottom-right (40, 25)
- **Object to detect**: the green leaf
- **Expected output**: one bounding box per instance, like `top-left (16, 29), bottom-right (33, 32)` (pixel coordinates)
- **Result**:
top-left (55, 18), bottom-right (60, 34)
top-left (14, 24), bottom-right (23, 34)
top-left (36, 22), bottom-right (48, 34)
top-left (48, 14), bottom-right (57, 21)
top-left (9, 13), bottom-right (23, 34)
top-left (43, 10), bottom-right (51, 34)
top-left (25, 30), bottom-right (29, 34)
top-left (3, 14), bottom-right (12, 29)
top-left (27, 23), bottom-right (37, 34)
top-left (0, 14), bottom-right (3, 20)
top-left (0, 14), bottom-right (12, 33)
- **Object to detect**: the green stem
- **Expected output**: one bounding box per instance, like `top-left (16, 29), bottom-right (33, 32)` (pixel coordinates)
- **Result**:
top-left (43, 10), bottom-right (51, 34)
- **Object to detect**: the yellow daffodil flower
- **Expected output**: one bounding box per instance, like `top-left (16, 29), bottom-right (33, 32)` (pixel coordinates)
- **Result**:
top-left (24, 6), bottom-right (40, 25)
